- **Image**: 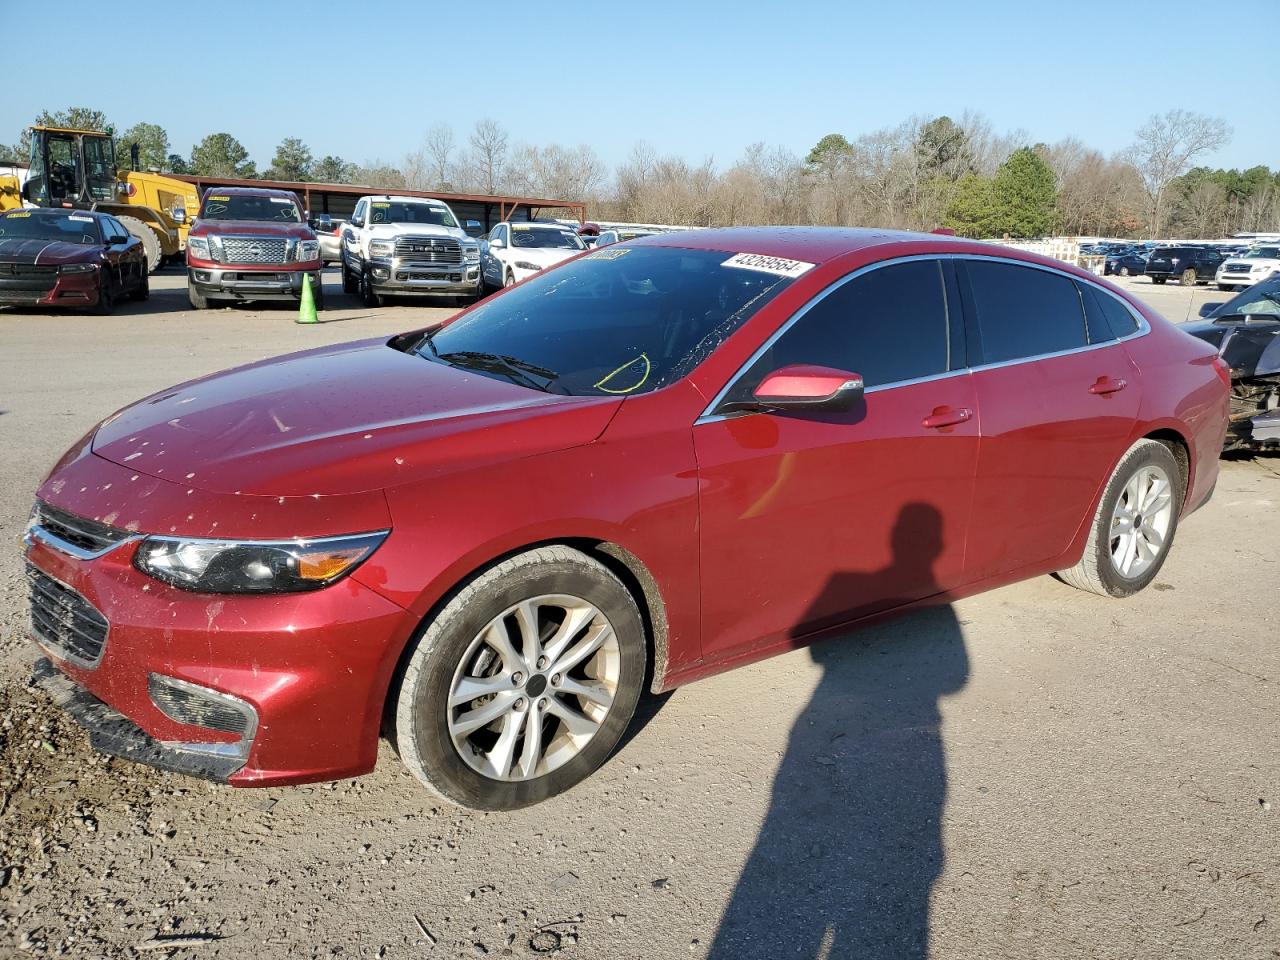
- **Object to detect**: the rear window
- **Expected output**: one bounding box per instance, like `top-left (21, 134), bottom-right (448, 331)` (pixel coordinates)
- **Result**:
top-left (1151, 247), bottom-right (1196, 259)
top-left (964, 261), bottom-right (1088, 364)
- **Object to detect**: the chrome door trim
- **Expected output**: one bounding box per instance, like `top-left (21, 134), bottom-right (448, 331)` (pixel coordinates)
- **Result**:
top-left (694, 252), bottom-right (1151, 425)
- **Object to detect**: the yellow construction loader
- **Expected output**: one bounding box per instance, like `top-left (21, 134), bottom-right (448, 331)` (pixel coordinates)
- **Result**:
top-left (0, 126), bottom-right (200, 272)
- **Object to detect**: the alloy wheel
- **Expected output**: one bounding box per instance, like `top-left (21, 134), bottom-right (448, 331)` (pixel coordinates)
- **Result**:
top-left (447, 594), bottom-right (620, 782)
top-left (1109, 464), bottom-right (1174, 579)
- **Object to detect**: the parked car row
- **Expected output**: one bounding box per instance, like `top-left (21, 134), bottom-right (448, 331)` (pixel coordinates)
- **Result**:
top-left (1100, 240), bottom-right (1280, 292)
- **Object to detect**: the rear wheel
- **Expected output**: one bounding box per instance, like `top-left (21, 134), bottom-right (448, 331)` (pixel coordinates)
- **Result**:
top-left (1180, 267), bottom-right (1197, 285)
top-left (1058, 439), bottom-right (1182, 598)
top-left (394, 545), bottom-right (645, 810)
top-left (116, 216), bottom-right (162, 274)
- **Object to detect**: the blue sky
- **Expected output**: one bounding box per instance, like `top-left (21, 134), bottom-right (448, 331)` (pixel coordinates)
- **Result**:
top-left (4, 0), bottom-right (1275, 174)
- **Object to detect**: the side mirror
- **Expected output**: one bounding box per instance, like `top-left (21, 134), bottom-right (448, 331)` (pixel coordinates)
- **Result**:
top-left (465, 219), bottom-right (483, 237)
top-left (1199, 302), bottom-right (1224, 318)
top-left (490, 238), bottom-right (505, 249)
top-left (110, 236), bottom-right (130, 246)
top-left (315, 214), bottom-right (333, 232)
top-left (746, 365), bottom-right (865, 412)
top-left (172, 208), bottom-right (186, 223)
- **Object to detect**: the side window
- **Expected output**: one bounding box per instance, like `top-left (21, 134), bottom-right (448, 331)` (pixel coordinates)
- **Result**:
top-left (352, 200), bottom-right (365, 226)
top-left (1077, 283), bottom-right (1115, 344)
top-left (964, 261), bottom-right (1087, 364)
top-left (1092, 286), bottom-right (1140, 338)
top-left (724, 259), bottom-right (952, 404)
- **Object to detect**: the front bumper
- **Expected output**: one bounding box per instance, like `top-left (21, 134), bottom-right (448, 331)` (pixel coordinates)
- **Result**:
top-left (24, 520), bottom-right (414, 787)
top-left (0, 271), bottom-right (101, 308)
top-left (188, 266), bottom-right (321, 302)
top-left (367, 256), bottom-right (481, 295)
top-left (1215, 269), bottom-right (1269, 287)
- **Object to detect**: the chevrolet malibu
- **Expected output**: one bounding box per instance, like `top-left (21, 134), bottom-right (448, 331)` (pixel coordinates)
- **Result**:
top-left (26, 228), bottom-right (1230, 810)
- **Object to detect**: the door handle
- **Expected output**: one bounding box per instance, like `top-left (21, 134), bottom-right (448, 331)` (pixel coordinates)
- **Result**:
top-left (921, 406), bottom-right (972, 429)
top-left (1089, 377), bottom-right (1128, 396)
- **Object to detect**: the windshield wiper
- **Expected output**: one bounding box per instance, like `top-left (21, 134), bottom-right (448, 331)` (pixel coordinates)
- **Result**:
top-left (437, 351), bottom-right (561, 393)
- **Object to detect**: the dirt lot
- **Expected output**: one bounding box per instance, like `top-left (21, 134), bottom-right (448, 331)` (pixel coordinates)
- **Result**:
top-left (1, 268), bottom-right (1277, 959)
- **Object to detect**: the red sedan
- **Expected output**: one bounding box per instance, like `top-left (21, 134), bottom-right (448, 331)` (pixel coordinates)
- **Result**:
top-left (26, 228), bottom-right (1229, 809)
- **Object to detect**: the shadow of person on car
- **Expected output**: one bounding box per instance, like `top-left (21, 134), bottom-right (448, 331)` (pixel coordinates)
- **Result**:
top-left (709, 502), bottom-right (969, 959)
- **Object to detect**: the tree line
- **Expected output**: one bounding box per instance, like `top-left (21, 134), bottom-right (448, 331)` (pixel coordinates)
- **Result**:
top-left (4, 106), bottom-right (1275, 240)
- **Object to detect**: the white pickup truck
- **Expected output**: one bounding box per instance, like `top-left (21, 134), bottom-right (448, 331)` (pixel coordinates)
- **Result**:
top-left (340, 195), bottom-right (482, 305)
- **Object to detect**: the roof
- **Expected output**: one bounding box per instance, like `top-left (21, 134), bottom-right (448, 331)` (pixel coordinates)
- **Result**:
top-left (170, 174), bottom-right (584, 213)
top-left (636, 226), bottom-right (969, 263)
top-left (364, 195), bottom-right (450, 205)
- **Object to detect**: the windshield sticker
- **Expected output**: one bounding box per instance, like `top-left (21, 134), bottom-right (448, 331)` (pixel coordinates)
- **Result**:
top-left (594, 353), bottom-right (651, 394)
top-left (69, 215), bottom-right (94, 222)
top-left (372, 202), bottom-right (390, 207)
top-left (513, 224), bottom-right (530, 230)
top-left (722, 252), bottom-right (815, 278)
top-left (6, 211), bottom-right (31, 218)
top-left (269, 197), bottom-right (293, 204)
top-left (207, 195), bottom-right (230, 202)
top-left (585, 248), bottom-right (631, 261)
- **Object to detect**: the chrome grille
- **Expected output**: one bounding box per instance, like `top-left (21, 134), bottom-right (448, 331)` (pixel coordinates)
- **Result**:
top-left (220, 237), bottom-right (289, 264)
top-left (394, 236), bottom-right (462, 265)
top-left (27, 564), bottom-right (108, 667)
top-left (1224, 264), bottom-right (1253, 274)
top-left (34, 502), bottom-right (133, 555)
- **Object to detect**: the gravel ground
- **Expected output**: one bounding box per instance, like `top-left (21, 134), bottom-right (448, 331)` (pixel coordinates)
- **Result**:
top-left (1, 268), bottom-right (1277, 959)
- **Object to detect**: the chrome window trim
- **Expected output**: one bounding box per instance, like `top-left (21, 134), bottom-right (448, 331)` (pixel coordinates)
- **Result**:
top-left (694, 252), bottom-right (1151, 425)
top-left (25, 562), bottom-right (110, 671)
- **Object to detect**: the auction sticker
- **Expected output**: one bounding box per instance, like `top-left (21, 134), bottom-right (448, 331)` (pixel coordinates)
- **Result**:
top-left (69, 215), bottom-right (94, 222)
top-left (722, 252), bottom-right (814, 278)
top-left (208, 195), bottom-right (230, 202)
top-left (585, 248), bottom-right (631, 261)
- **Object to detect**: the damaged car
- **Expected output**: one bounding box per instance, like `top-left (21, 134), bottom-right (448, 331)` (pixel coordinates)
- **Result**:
top-left (1185, 278), bottom-right (1280, 452)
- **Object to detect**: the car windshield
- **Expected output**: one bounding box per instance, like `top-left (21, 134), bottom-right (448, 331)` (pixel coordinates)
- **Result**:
top-left (201, 194), bottom-right (301, 222)
top-left (369, 202), bottom-right (458, 228)
top-left (1244, 247), bottom-right (1280, 259)
top-left (415, 246), bottom-right (797, 396)
top-left (1218, 282), bottom-right (1280, 318)
top-left (0, 211), bottom-right (101, 244)
top-left (509, 226), bottom-right (585, 250)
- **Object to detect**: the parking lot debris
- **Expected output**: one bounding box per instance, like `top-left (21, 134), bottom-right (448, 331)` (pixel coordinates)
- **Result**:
top-left (296, 273), bottom-right (318, 325)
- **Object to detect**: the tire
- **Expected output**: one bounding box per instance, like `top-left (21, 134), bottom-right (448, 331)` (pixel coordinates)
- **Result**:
top-left (394, 545), bottom-right (646, 810)
top-left (504, 270), bottom-right (516, 288)
top-left (341, 261), bottom-right (358, 295)
top-left (92, 273), bottom-right (116, 315)
top-left (312, 277), bottom-right (325, 311)
top-left (116, 215), bottom-right (162, 275)
top-left (1181, 268), bottom-right (1197, 285)
top-left (1058, 439), bottom-right (1183, 598)
top-left (359, 271), bottom-right (382, 307)
top-left (1152, 277), bottom-right (1166, 285)
top-left (1118, 266), bottom-right (1130, 277)
top-left (1218, 283), bottom-right (1232, 292)
top-left (187, 284), bottom-right (210, 310)
top-left (129, 270), bottom-right (150, 301)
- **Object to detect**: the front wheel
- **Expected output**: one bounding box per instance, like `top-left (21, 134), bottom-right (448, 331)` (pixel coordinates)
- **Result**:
top-left (394, 546), bottom-right (645, 810)
top-left (504, 269), bottom-right (516, 289)
top-left (1218, 283), bottom-right (1233, 292)
top-left (130, 270), bottom-right (150, 301)
top-left (341, 262), bottom-right (358, 295)
top-left (188, 284), bottom-right (210, 310)
top-left (92, 274), bottom-right (116, 315)
top-left (1058, 439), bottom-right (1182, 598)
top-left (1152, 277), bottom-right (1166, 285)
top-left (359, 272), bottom-right (382, 307)
top-left (1118, 266), bottom-right (1130, 277)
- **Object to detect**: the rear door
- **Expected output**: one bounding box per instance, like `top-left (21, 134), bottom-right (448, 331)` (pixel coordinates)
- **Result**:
top-left (959, 259), bottom-right (1142, 580)
top-left (693, 257), bottom-right (978, 664)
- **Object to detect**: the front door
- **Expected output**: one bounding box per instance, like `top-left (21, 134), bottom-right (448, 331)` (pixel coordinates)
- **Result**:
top-left (694, 258), bottom-right (978, 666)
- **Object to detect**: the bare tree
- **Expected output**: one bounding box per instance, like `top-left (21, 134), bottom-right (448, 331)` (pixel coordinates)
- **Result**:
top-left (424, 124), bottom-right (456, 190)
top-left (467, 119), bottom-right (509, 195)
top-left (1128, 110), bottom-right (1231, 238)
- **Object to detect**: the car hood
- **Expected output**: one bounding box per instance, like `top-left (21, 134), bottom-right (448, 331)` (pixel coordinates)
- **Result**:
top-left (366, 223), bottom-right (468, 241)
top-left (190, 221), bottom-right (315, 240)
top-left (0, 238), bottom-right (99, 265)
top-left (1222, 257), bottom-right (1280, 268)
top-left (91, 339), bottom-right (622, 497)
top-left (507, 246), bottom-right (580, 268)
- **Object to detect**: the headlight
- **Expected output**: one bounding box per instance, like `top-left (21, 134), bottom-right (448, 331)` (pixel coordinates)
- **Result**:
top-left (514, 261), bottom-right (542, 272)
top-left (134, 531), bottom-right (388, 594)
top-left (369, 240), bottom-right (394, 258)
top-left (59, 263), bottom-right (98, 274)
top-left (295, 239), bottom-right (320, 262)
top-left (463, 244), bottom-right (480, 263)
top-left (187, 236), bottom-right (216, 261)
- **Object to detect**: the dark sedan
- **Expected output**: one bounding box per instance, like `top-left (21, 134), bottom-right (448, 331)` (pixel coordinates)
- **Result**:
top-left (1104, 251), bottom-right (1148, 277)
top-left (0, 208), bottom-right (148, 313)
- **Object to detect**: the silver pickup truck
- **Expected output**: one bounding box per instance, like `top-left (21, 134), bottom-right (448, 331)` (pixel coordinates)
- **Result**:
top-left (340, 195), bottom-right (482, 305)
